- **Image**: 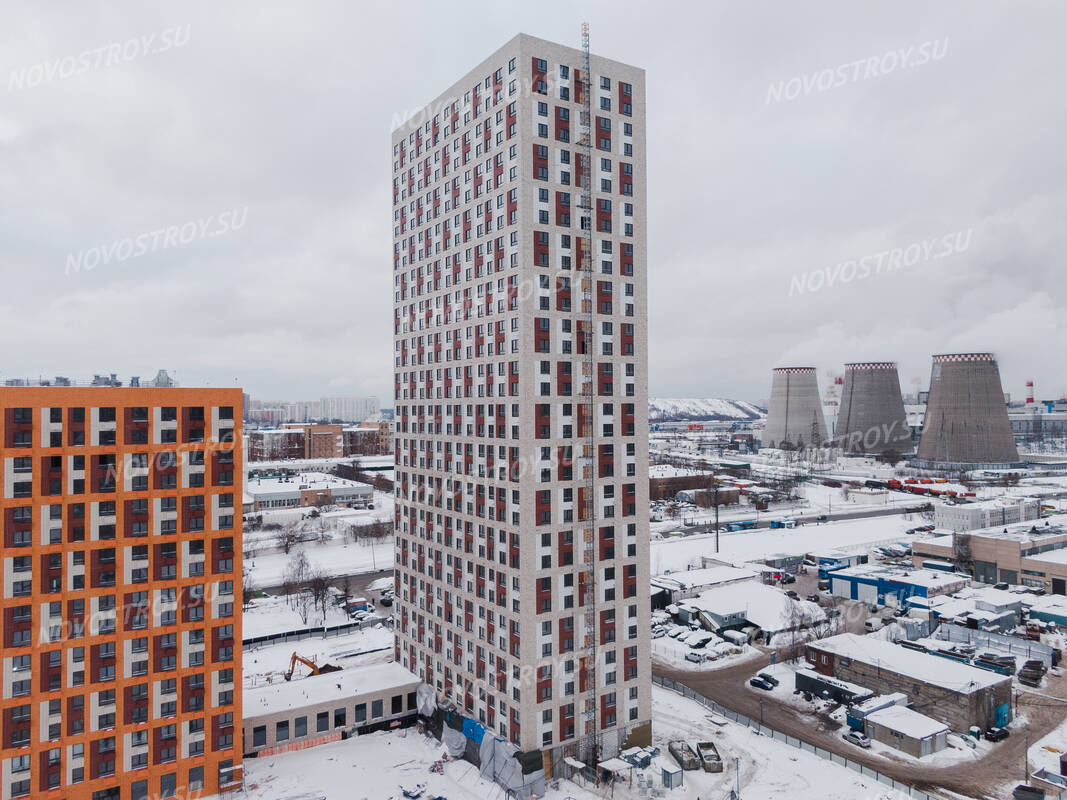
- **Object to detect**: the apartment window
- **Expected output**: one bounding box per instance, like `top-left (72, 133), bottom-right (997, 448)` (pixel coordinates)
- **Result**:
top-left (276, 721), bottom-right (289, 742)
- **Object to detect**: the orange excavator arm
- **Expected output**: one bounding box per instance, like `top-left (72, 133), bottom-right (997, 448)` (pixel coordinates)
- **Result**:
top-left (283, 652), bottom-right (321, 681)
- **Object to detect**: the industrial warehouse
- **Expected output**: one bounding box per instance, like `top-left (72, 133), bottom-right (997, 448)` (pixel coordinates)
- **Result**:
top-left (912, 514), bottom-right (1067, 589)
top-left (805, 633), bottom-right (1013, 732)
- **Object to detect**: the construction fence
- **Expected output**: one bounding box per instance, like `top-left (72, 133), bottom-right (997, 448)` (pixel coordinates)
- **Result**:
top-left (243, 617), bottom-right (389, 647)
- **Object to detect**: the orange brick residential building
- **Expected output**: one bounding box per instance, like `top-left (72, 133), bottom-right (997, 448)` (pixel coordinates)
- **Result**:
top-left (0, 386), bottom-right (243, 800)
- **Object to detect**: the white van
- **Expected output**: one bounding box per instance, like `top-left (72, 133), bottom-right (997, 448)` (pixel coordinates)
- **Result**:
top-left (864, 618), bottom-right (884, 632)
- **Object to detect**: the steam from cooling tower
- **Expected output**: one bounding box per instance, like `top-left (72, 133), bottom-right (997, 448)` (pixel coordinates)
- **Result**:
top-left (762, 367), bottom-right (828, 450)
top-left (834, 362), bottom-right (913, 455)
top-left (916, 353), bottom-right (1020, 466)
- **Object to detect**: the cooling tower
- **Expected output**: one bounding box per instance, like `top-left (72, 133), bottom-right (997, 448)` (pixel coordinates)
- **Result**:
top-left (835, 362), bottom-right (913, 455)
top-left (916, 353), bottom-right (1020, 465)
top-left (762, 367), bottom-right (828, 449)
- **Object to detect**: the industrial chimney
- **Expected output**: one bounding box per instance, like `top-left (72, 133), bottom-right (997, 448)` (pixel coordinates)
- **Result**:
top-left (835, 362), bottom-right (913, 455)
top-left (762, 367), bottom-right (828, 450)
top-left (916, 353), bottom-right (1020, 466)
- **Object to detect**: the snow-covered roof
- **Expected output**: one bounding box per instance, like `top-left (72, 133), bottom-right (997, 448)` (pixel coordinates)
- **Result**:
top-left (865, 705), bottom-right (948, 739)
top-left (1027, 595), bottom-right (1067, 617)
top-left (244, 662), bottom-right (420, 718)
top-left (651, 566), bottom-right (757, 591)
top-left (1026, 546), bottom-right (1067, 565)
top-left (649, 464), bottom-right (714, 479)
top-left (245, 472), bottom-right (372, 498)
top-left (853, 692), bottom-right (908, 713)
top-left (688, 582), bottom-right (825, 632)
top-left (830, 564), bottom-right (968, 591)
top-left (810, 634), bottom-right (1009, 693)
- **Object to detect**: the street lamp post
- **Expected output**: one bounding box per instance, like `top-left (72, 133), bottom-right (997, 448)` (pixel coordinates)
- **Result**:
top-left (759, 700), bottom-right (764, 726)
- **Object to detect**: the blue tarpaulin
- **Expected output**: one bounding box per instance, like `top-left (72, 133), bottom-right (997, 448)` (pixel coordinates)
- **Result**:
top-left (462, 718), bottom-right (486, 744)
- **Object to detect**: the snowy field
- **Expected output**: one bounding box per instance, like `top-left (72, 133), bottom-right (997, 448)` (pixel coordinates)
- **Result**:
top-left (242, 592), bottom-right (369, 639)
top-left (242, 685), bottom-right (910, 800)
top-left (243, 490), bottom-right (395, 588)
top-left (650, 514), bottom-right (915, 574)
top-left (244, 623), bottom-right (394, 689)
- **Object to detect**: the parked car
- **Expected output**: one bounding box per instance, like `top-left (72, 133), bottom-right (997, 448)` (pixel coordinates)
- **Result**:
top-left (785, 590), bottom-right (799, 600)
top-left (817, 580), bottom-right (831, 591)
top-left (749, 677), bottom-right (774, 691)
top-left (864, 618), bottom-right (883, 632)
top-left (378, 595), bottom-right (393, 607)
top-left (780, 574), bottom-right (797, 585)
top-left (652, 628), bottom-right (666, 639)
top-left (806, 594), bottom-right (821, 603)
top-left (985, 727), bottom-right (1009, 742)
top-left (685, 651), bottom-right (707, 664)
top-left (756, 672), bottom-right (780, 687)
top-left (816, 514), bottom-right (829, 522)
top-left (842, 731), bottom-right (871, 749)
top-left (993, 582), bottom-right (1009, 591)
top-left (668, 627), bottom-right (685, 638)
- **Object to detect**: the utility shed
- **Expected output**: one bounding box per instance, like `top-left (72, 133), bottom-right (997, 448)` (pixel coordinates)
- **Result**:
top-left (864, 705), bottom-right (949, 758)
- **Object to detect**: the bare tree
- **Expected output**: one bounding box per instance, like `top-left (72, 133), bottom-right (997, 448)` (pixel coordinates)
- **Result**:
top-left (242, 572), bottom-right (256, 611)
top-left (293, 589), bottom-right (314, 625)
top-left (308, 568), bottom-right (334, 623)
top-left (282, 551), bottom-right (310, 606)
top-left (275, 523), bottom-right (299, 555)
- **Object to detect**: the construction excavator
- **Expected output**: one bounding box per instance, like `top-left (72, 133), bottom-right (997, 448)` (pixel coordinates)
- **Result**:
top-left (283, 652), bottom-right (342, 682)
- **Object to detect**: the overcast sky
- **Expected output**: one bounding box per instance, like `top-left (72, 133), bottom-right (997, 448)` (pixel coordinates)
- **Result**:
top-left (2, 1), bottom-right (1064, 406)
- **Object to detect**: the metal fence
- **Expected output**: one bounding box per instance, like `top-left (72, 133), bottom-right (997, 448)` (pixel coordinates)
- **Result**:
top-left (932, 625), bottom-right (1055, 667)
top-left (243, 617), bottom-right (389, 647)
top-left (652, 675), bottom-right (938, 799)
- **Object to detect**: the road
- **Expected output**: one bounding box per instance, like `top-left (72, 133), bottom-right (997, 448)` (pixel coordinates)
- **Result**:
top-left (654, 656), bottom-right (1067, 799)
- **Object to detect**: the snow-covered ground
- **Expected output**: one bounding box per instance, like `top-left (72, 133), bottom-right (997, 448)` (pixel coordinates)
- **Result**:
top-left (244, 534), bottom-right (392, 588)
top-left (242, 592), bottom-right (364, 639)
top-left (1028, 713), bottom-right (1067, 791)
top-left (244, 623), bottom-right (394, 689)
top-left (242, 685), bottom-right (909, 800)
top-left (650, 514), bottom-right (915, 574)
top-left (243, 491), bottom-right (395, 588)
